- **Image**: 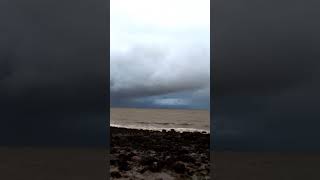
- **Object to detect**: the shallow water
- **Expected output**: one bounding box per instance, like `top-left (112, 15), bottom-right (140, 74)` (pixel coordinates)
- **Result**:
top-left (110, 108), bottom-right (210, 132)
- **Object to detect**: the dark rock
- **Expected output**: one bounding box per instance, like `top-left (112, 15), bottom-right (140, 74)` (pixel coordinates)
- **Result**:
top-left (173, 161), bottom-right (186, 174)
top-left (110, 159), bottom-right (118, 166)
top-left (113, 136), bottom-right (120, 141)
top-left (131, 155), bottom-right (141, 162)
top-left (110, 147), bottom-right (118, 154)
top-left (187, 168), bottom-right (195, 176)
top-left (201, 156), bottom-right (207, 163)
top-left (110, 127), bottom-right (210, 177)
top-left (164, 156), bottom-right (176, 167)
top-left (179, 155), bottom-right (196, 163)
top-left (141, 156), bottom-right (158, 166)
top-left (110, 171), bottom-right (121, 178)
top-left (128, 152), bottom-right (136, 158)
top-left (178, 149), bottom-right (189, 154)
top-left (118, 154), bottom-right (130, 162)
top-left (149, 161), bottom-right (161, 172)
top-left (118, 161), bottom-right (130, 171)
top-left (139, 167), bottom-right (148, 174)
top-left (110, 154), bottom-right (118, 166)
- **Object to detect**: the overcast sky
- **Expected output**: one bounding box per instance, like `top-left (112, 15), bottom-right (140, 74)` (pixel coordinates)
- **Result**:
top-left (110, 0), bottom-right (210, 109)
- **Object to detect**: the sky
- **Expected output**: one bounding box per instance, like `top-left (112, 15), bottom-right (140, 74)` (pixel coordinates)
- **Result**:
top-left (0, 0), bottom-right (108, 146)
top-left (212, 0), bottom-right (320, 151)
top-left (110, 0), bottom-right (210, 109)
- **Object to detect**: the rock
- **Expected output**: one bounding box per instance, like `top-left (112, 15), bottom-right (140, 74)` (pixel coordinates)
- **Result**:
top-left (190, 153), bottom-right (197, 157)
top-left (173, 161), bottom-right (186, 174)
top-left (139, 167), bottom-right (148, 174)
top-left (141, 156), bottom-right (158, 166)
top-left (201, 156), bottom-right (207, 163)
top-left (149, 161), bottom-right (163, 172)
top-left (178, 148), bottom-right (189, 154)
top-left (118, 161), bottom-right (130, 171)
top-left (128, 152), bottom-right (136, 158)
top-left (110, 127), bottom-right (210, 178)
top-left (149, 150), bottom-right (156, 155)
top-left (179, 154), bottom-right (196, 163)
top-left (110, 171), bottom-right (121, 178)
top-left (187, 168), bottom-right (195, 176)
top-left (110, 155), bottom-right (118, 165)
top-left (118, 154), bottom-right (129, 162)
top-left (110, 159), bottom-right (118, 166)
top-left (131, 155), bottom-right (141, 162)
top-left (113, 136), bottom-right (120, 141)
top-left (164, 156), bottom-right (176, 167)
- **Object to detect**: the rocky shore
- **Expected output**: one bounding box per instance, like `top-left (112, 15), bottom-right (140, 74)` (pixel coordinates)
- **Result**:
top-left (110, 127), bottom-right (210, 180)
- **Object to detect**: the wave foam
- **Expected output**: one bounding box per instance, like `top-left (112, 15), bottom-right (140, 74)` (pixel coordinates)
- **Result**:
top-left (110, 123), bottom-right (210, 133)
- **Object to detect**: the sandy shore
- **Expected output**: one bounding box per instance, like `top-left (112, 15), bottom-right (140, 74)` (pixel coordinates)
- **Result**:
top-left (110, 127), bottom-right (210, 180)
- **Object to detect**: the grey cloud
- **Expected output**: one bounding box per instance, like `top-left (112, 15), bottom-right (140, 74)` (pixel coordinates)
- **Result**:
top-left (111, 0), bottom-right (209, 108)
top-left (111, 46), bottom-right (210, 104)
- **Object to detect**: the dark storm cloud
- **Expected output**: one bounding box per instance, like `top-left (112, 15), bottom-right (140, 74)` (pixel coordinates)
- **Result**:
top-left (112, 90), bottom-right (210, 110)
top-left (213, 0), bottom-right (320, 151)
top-left (110, 47), bottom-right (209, 102)
top-left (0, 0), bottom-right (108, 146)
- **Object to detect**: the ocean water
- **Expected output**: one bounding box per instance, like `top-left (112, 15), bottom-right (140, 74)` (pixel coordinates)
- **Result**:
top-left (110, 108), bottom-right (210, 133)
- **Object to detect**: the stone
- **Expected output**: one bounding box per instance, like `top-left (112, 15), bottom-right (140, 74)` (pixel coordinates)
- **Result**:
top-left (149, 161), bottom-right (163, 172)
top-left (110, 171), bottom-right (121, 178)
top-left (173, 161), bottom-right (186, 174)
top-left (131, 155), bottom-right (142, 162)
top-left (118, 161), bottom-right (130, 171)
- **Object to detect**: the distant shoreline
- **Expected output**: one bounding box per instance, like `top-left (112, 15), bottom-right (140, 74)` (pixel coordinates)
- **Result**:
top-left (110, 106), bottom-right (210, 111)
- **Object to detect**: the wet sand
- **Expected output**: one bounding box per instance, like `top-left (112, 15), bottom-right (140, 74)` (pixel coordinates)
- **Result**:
top-left (111, 127), bottom-right (210, 180)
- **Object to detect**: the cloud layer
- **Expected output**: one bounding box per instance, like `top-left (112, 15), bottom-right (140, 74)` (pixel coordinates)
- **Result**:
top-left (110, 0), bottom-right (210, 109)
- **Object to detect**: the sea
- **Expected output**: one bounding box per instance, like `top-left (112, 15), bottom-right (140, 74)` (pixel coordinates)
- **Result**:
top-left (110, 108), bottom-right (210, 133)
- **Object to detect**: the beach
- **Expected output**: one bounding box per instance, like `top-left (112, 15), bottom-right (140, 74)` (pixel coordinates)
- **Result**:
top-left (110, 127), bottom-right (210, 180)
